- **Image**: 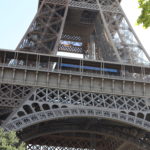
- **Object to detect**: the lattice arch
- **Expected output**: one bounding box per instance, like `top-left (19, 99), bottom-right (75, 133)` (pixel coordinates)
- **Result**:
top-left (4, 88), bottom-right (150, 131)
top-left (5, 107), bottom-right (150, 132)
top-left (17, 118), bottom-right (150, 150)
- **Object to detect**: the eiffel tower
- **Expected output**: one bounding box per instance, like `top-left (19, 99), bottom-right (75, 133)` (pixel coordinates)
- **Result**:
top-left (0, 0), bottom-right (150, 149)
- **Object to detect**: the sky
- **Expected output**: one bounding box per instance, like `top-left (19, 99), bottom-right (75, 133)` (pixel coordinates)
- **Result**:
top-left (0, 0), bottom-right (38, 50)
top-left (0, 0), bottom-right (149, 54)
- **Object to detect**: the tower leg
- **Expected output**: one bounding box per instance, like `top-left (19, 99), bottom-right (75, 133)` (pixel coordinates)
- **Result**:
top-left (17, 0), bottom-right (69, 55)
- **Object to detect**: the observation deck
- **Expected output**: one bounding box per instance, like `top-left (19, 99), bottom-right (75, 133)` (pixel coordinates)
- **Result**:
top-left (0, 49), bottom-right (150, 97)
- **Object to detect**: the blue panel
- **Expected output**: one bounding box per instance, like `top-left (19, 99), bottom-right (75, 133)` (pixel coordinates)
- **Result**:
top-left (60, 63), bottom-right (118, 73)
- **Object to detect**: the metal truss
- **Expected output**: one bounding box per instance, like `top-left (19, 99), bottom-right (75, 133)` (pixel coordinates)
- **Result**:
top-left (25, 139), bottom-right (141, 150)
top-left (18, 118), bottom-right (149, 150)
top-left (0, 84), bottom-right (32, 124)
top-left (17, 0), bottom-right (69, 54)
top-left (1, 0), bottom-right (150, 149)
top-left (0, 84), bottom-right (32, 108)
top-left (4, 88), bottom-right (150, 131)
top-left (67, 0), bottom-right (149, 63)
top-left (16, 0), bottom-right (150, 65)
top-left (25, 138), bottom-right (145, 150)
top-left (25, 135), bottom-right (142, 150)
top-left (26, 134), bottom-right (122, 150)
top-left (26, 136), bottom-right (123, 150)
top-left (95, 0), bottom-right (150, 64)
top-left (47, 0), bottom-right (121, 12)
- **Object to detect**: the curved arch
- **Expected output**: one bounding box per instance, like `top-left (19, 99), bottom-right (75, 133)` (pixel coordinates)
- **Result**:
top-left (137, 113), bottom-right (144, 119)
top-left (5, 107), bottom-right (150, 132)
top-left (17, 111), bottom-right (26, 117)
top-left (42, 104), bottom-right (50, 110)
top-left (23, 105), bottom-right (33, 114)
top-left (32, 103), bottom-right (41, 112)
top-left (17, 118), bottom-right (149, 150)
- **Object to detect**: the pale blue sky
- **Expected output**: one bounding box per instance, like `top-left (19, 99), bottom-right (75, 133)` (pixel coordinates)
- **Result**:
top-left (0, 0), bottom-right (149, 54)
top-left (0, 0), bottom-right (38, 49)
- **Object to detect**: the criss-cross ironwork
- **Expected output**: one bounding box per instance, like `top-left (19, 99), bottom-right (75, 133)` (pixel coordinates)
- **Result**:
top-left (0, 0), bottom-right (150, 150)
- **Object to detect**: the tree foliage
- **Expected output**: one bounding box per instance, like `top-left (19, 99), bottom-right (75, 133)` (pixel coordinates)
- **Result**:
top-left (0, 128), bottom-right (25, 150)
top-left (137, 0), bottom-right (150, 28)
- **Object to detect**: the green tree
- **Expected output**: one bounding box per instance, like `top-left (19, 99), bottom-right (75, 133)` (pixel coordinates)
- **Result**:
top-left (0, 128), bottom-right (25, 150)
top-left (137, 0), bottom-right (150, 28)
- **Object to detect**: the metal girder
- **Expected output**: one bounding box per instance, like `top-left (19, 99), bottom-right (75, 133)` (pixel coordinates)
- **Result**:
top-left (17, 0), bottom-right (69, 55)
top-left (0, 84), bottom-right (32, 108)
top-left (17, 118), bottom-right (149, 150)
top-left (16, 0), bottom-right (150, 64)
top-left (95, 0), bottom-right (150, 64)
top-left (0, 0), bottom-right (150, 149)
top-left (3, 87), bottom-right (150, 131)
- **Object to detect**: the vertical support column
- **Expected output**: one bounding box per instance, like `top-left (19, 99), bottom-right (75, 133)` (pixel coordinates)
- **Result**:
top-left (53, 0), bottom-right (70, 55)
top-left (89, 35), bottom-right (96, 60)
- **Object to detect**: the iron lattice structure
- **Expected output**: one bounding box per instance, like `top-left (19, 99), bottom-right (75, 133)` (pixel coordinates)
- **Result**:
top-left (0, 0), bottom-right (150, 150)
